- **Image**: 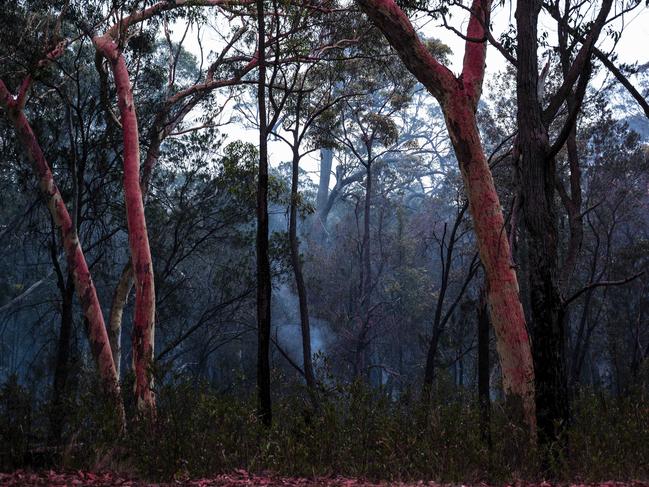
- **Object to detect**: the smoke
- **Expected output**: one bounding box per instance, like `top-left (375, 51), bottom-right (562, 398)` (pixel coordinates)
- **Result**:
top-left (272, 283), bottom-right (331, 365)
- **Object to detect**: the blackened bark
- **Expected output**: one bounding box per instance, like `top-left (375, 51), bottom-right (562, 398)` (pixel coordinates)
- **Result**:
top-left (49, 271), bottom-right (74, 444)
top-left (256, 0), bottom-right (272, 427)
top-left (289, 147), bottom-right (317, 395)
top-left (356, 160), bottom-right (373, 379)
top-left (422, 330), bottom-right (440, 397)
top-left (478, 290), bottom-right (491, 448)
top-left (422, 204), bottom-right (468, 398)
top-left (515, 0), bottom-right (569, 446)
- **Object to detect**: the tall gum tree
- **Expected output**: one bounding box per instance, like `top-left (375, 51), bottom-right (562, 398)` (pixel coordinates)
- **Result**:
top-left (104, 24), bottom-right (257, 380)
top-left (93, 33), bottom-right (157, 413)
top-left (90, 0), bottom-right (255, 414)
top-left (356, 0), bottom-right (536, 435)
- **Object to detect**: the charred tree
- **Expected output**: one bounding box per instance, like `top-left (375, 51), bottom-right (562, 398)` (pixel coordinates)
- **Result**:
top-left (289, 144), bottom-right (318, 395)
top-left (514, 0), bottom-right (612, 447)
top-left (49, 268), bottom-right (74, 445)
top-left (478, 289), bottom-right (491, 449)
top-left (256, 0), bottom-right (273, 427)
top-left (515, 0), bottom-right (568, 447)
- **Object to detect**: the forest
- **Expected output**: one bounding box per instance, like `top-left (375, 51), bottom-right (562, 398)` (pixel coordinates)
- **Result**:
top-left (0, 0), bottom-right (648, 485)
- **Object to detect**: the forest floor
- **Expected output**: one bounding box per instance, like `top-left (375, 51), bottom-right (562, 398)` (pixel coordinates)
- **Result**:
top-left (1, 471), bottom-right (649, 487)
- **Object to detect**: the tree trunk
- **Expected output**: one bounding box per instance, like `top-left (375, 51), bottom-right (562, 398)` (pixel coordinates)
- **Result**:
top-left (422, 329), bottom-right (440, 399)
top-left (423, 204), bottom-right (472, 400)
top-left (288, 148), bottom-right (317, 395)
top-left (94, 35), bottom-right (156, 414)
top-left (0, 80), bottom-right (124, 426)
top-left (515, 0), bottom-right (569, 446)
top-left (104, 95), bottom-right (187, 382)
top-left (356, 0), bottom-right (537, 437)
top-left (107, 263), bottom-right (134, 380)
top-left (256, 0), bottom-right (272, 427)
top-left (556, 11), bottom-right (584, 289)
top-left (50, 271), bottom-right (74, 444)
top-left (444, 100), bottom-right (536, 435)
top-left (478, 289), bottom-right (491, 448)
top-left (357, 161), bottom-right (373, 380)
top-left (312, 148), bottom-right (333, 239)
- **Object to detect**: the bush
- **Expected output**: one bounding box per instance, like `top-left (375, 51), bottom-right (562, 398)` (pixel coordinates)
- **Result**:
top-left (1, 374), bottom-right (647, 482)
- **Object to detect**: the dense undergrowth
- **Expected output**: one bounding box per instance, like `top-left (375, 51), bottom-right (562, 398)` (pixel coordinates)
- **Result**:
top-left (1, 374), bottom-right (648, 483)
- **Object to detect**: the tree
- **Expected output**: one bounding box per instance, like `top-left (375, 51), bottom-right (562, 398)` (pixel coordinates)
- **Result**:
top-left (0, 67), bottom-right (125, 428)
top-left (256, 0), bottom-right (272, 426)
top-left (356, 0), bottom-right (536, 435)
top-left (513, 0), bottom-right (612, 447)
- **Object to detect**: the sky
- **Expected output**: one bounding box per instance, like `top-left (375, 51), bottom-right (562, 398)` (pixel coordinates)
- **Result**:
top-left (435, 2), bottom-right (649, 77)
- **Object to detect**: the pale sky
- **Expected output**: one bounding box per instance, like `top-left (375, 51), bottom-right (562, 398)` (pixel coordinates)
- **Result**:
top-left (434, 2), bottom-right (649, 77)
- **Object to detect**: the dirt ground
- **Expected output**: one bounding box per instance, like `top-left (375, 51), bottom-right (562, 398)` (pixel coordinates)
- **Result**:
top-left (2, 470), bottom-right (649, 487)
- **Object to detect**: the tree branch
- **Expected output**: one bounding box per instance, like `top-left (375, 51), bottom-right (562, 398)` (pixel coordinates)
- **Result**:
top-left (564, 271), bottom-right (645, 306)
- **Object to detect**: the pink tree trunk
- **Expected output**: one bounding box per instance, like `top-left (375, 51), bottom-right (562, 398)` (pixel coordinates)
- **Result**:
top-left (94, 35), bottom-right (156, 413)
top-left (102, 30), bottom-right (259, 388)
top-left (0, 80), bottom-right (125, 426)
top-left (444, 98), bottom-right (535, 433)
top-left (356, 0), bottom-right (536, 435)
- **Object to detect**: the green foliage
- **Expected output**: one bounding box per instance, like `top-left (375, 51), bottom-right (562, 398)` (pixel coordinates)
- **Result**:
top-left (220, 141), bottom-right (289, 209)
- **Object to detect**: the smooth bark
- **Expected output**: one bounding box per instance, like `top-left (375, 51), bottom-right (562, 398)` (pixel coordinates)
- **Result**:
top-left (102, 22), bottom-right (259, 387)
top-left (94, 35), bottom-right (156, 413)
top-left (108, 263), bottom-right (133, 380)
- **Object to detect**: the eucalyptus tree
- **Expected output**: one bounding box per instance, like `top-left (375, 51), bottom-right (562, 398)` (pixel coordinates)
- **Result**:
top-left (355, 0), bottom-right (537, 436)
